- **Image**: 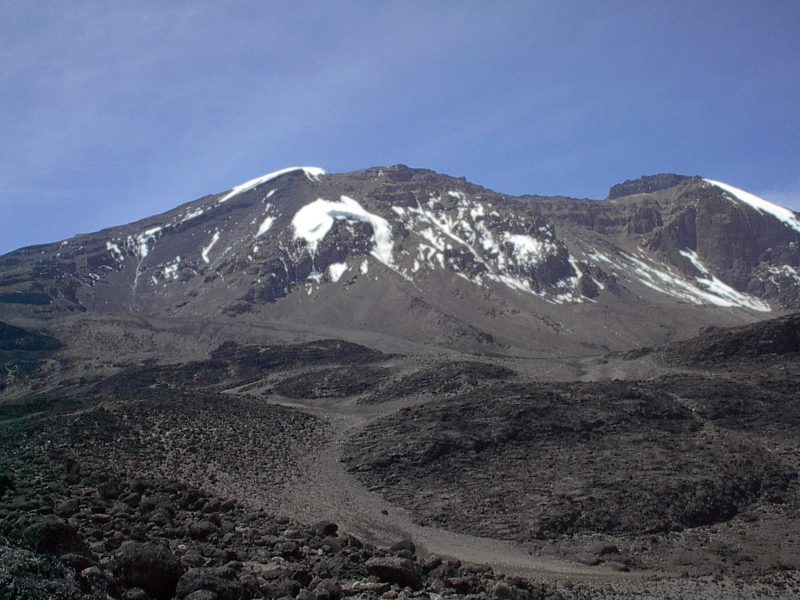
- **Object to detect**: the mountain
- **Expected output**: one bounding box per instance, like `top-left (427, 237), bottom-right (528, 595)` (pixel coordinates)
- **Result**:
top-left (2, 167), bottom-right (800, 598)
top-left (1, 165), bottom-right (799, 356)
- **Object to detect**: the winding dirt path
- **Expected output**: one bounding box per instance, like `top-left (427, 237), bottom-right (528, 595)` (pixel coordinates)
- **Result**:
top-left (268, 394), bottom-right (654, 582)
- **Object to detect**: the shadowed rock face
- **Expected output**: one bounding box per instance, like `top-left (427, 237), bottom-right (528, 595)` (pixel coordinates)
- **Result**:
top-left (646, 185), bottom-right (800, 294)
top-left (607, 174), bottom-right (694, 199)
top-left (661, 312), bottom-right (800, 364)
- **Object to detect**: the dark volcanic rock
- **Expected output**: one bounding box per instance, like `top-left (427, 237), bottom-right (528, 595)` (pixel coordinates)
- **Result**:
top-left (608, 173), bottom-right (693, 199)
top-left (21, 516), bottom-right (90, 556)
top-left (113, 541), bottom-right (185, 600)
top-left (667, 312), bottom-right (800, 363)
top-left (0, 472), bottom-right (14, 499)
top-left (346, 377), bottom-right (797, 539)
top-left (365, 556), bottom-right (422, 589)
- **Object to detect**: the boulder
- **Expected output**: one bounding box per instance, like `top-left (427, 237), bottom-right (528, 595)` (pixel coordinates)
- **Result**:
top-left (365, 556), bottom-right (422, 589)
top-left (21, 516), bottom-right (90, 556)
top-left (113, 541), bottom-right (184, 600)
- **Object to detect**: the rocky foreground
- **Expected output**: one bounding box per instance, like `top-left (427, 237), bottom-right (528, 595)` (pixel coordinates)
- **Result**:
top-left (0, 453), bottom-right (562, 600)
top-left (1, 316), bottom-right (800, 599)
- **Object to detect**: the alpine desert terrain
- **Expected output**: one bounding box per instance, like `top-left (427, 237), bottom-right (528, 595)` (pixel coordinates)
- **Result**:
top-left (1, 166), bottom-right (799, 599)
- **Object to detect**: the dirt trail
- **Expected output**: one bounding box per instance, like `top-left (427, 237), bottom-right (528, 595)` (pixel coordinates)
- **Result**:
top-left (268, 394), bottom-right (653, 582)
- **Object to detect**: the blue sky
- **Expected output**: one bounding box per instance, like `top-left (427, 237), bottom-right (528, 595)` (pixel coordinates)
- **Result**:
top-left (1, 1), bottom-right (799, 254)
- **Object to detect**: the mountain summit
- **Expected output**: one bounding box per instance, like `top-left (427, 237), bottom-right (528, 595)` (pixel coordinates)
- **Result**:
top-left (1, 165), bottom-right (799, 354)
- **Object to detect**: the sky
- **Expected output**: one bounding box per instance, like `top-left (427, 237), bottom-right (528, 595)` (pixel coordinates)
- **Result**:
top-left (1, 1), bottom-right (799, 254)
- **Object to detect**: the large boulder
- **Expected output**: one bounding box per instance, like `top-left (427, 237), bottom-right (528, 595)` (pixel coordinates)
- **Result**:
top-left (113, 541), bottom-right (184, 600)
top-left (365, 556), bottom-right (422, 589)
top-left (21, 516), bottom-right (90, 556)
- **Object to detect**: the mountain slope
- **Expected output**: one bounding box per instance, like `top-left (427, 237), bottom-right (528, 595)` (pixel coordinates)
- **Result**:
top-left (1, 166), bottom-right (799, 354)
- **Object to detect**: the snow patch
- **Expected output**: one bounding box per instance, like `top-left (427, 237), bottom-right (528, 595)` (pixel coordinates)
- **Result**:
top-left (218, 166), bottom-right (326, 203)
top-left (163, 257), bottom-right (181, 280)
top-left (180, 208), bottom-right (204, 223)
top-left (328, 262), bottom-right (348, 282)
top-left (106, 242), bottom-right (124, 261)
top-left (291, 196), bottom-right (395, 266)
top-left (127, 226), bottom-right (162, 259)
top-left (503, 234), bottom-right (547, 263)
top-left (257, 216), bottom-right (275, 237)
top-left (704, 179), bottom-right (800, 234)
top-left (679, 250), bottom-right (771, 312)
top-left (201, 231), bottom-right (220, 264)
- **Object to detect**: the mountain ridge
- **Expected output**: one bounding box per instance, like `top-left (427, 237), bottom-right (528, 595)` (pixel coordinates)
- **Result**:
top-left (1, 165), bottom-right (799, 355)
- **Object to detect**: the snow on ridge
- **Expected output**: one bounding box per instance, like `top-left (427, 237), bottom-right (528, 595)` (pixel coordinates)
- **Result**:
top-left (218, 166), bottom-right (326, 204)
top-left (180, 208), bottom-right (205, 223)
top-left (704, 179), bottom-right (800, 234)
top-left (291, 195), bottom-right (395, 267)
top-left (126, 226), bottom-right (163, 259)
top-left (617, 248), bottom-right (770, 312)
top-left (679, 249), bottom-right (771, 312)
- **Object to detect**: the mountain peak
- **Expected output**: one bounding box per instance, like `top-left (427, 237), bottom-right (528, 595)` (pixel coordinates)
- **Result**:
top-left (1, 166), bottom-right (799, 355)
top-left (607, 173), bottom-right (694, 199)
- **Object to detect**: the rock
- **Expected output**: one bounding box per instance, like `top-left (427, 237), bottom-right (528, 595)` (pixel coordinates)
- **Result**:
top-left (670, 548), bottom-right (704, 566)
top-left (389, 539), bottom-right (416, 556)
top-left (113, 541), bottom-right (185, 600)
top-left (575, 553), bottom-right (602, 566)
top-left (0, 472), bottom-right (14, 499)
top-left (260, 577), bottom-right (300, 598)
top-left (447, 576), bottom-right (476, 594)
top-left (121, 492), bottom-right (142, 508)
top-left (59, 552), bottom-right (95, 572)
top-left (345, 581), bottom-right (391, 594)
top-left (54, 498), bottom-right (81, 517)
top-left (603, 560), bottom-right (630, 572)
top-left (175, 567), bottom-right (242, 600)
top-left (365, 556), bottom-right (422, 589)
top-left (123, 588), bottom-right (150, 600)
top-left (585, 541), bottom-right (619, 556)
top-left (292, 567), bottom-right (314, 587)
top-left (313, 578), bottom-right (343, 600)
top-left (80, 565), bottom-right (105, 583)
top-left (190, 520), bottom-right (219, 540)
top-left (313, 520), bottom-right (339, 537)
top-left (185, 592), bottom-right (218, 600)
top-left (97, 480), bottom-right (121, 500)
top-left (21, 515), bottom-right (90, 556)
top-left (275, 540), bottom-right (301, 558)
top-left (492, 581), bottom-right (530, 600)
top-left (419, 554), bottom-right (442, 572)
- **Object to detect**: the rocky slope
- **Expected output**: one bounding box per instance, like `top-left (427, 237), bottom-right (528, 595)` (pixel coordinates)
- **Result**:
top-left (1, 315), bottom-right (800, 599)
top-left (2, 168), bottom-right (800, 598)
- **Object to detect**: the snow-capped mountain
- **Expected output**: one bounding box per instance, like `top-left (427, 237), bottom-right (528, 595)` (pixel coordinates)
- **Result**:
top-left (1, 165), bottom-right (799, 354)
